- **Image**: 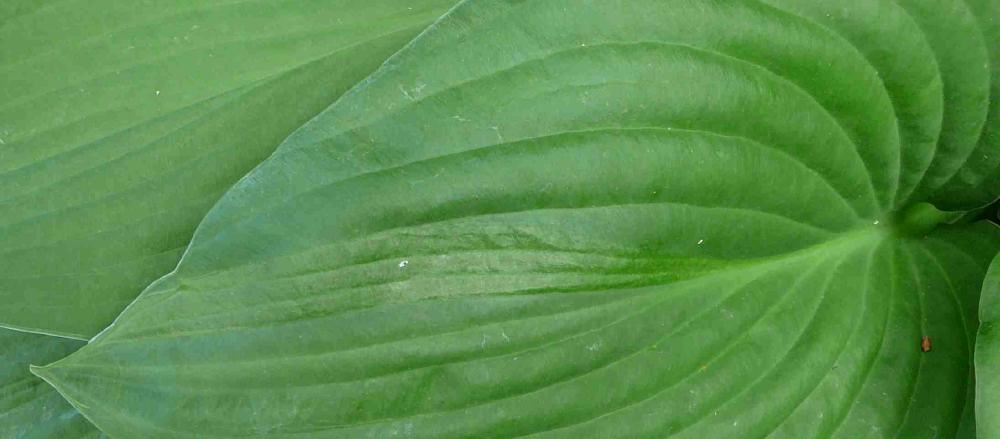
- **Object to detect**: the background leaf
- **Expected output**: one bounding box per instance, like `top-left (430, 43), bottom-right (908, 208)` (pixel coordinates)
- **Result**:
top-left (29, 0), bottom-right (1000, 437)
top-left (0, 0), bottom-right (457, 339)
top-left (977, 251), bottom-right (1000, 438)
top-left (0, 329), bottom-right (104, 439)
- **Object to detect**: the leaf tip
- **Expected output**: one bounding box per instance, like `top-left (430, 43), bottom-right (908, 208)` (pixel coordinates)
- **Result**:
top-left (29, 361), bottom-right (93, 412)
top-left (28, 363), bottom-right (51, 380)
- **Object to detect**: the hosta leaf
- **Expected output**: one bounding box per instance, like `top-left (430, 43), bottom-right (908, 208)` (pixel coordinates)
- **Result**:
top-left (759, 0), bottom-right (999, 209)
top-left (33, 0), bottom-right (1000, 438)
top-left (0, 0), bottom-right (456, 339)
top-left (929, 0), bottom-right (1000, 208)
top-left (0, 329), bottom-right (104, 439)
top-left (977, 252), bottom-right (1000, 437)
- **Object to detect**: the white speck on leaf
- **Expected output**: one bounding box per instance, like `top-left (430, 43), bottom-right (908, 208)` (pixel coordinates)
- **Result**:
top-left (399, 85), bottom-right (415, 101)
top-left (398, 260), bottom-right (409, 268)
top-left (873, 220), bottom-right (880, 225)
top-left (697, 239), bottom-right (704, 245)
top-left (155, 90), bottom-right (160, 96)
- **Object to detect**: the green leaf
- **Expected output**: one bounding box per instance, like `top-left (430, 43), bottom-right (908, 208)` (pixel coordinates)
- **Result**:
top-left (759, 0), bottom-right (999, 209)
top-left (0, 0), bottom-right (457, 339)
top-left (32, 0), bottom-right (1000, 437)
top-left (0, 329), bottom-right (104, 439)
top-left (928, 0), bottom-right (1000, 208)
top-left (977, 251), bottom-right (1000, 438)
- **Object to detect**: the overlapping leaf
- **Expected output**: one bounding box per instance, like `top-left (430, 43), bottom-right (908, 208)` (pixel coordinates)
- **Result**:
top-left (1, 1), bottom-right (457, 435)
top-left (25, 0), bottom-right (1000, 438)
top-left (0, 0), bottom-right (457, 339)
top-left (0, 330), bottom-right (104, 439)
top-left (977, 251), bottom-right (1000, 438)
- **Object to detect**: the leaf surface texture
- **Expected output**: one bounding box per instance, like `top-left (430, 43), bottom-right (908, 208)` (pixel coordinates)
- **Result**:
top-left (30, 0), bottom-right (1000, 438)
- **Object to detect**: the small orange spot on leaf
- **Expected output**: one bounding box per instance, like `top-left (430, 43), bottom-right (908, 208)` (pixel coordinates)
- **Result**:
top-left (921, 336), bottom-right (932, 353)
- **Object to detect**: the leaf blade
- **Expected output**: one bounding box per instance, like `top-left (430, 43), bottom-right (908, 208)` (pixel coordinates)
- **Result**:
top-left (30, 0), bottom-right (1000, 437)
